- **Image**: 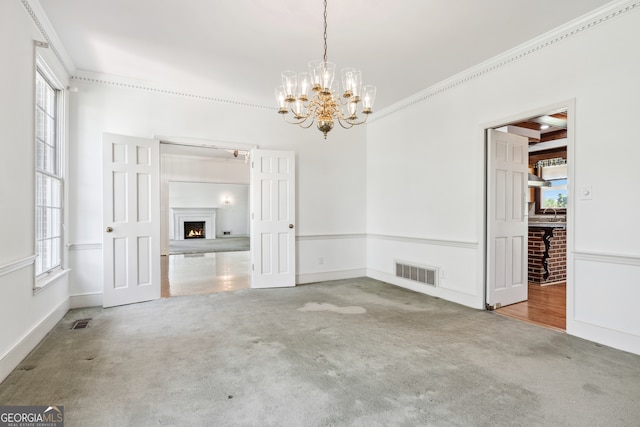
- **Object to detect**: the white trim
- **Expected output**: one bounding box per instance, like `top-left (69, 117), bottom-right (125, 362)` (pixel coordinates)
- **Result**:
top-left (21, 0), bottom-right (76, 76)
top-left (367, 268), bottom-right (481, 309)
top-left (367, 234), bottom-right (477, 249)
top-left (297, 234), bottom-right (367, 241)
top-left (297, 269), bottom-right (367, 285)
top-left (68, 242), bottom-right (102, 251)
top-left (158, 137), bottom-right (258, 153)
top-left (0, 297), bottom-right (69, 384)
top-left (574, 251), bottom-right (640, 266)
top-left (72, 71), bottom-right (273, 111)
top-left (0, 256), bottom-right (36, 278)
top-left (568, 320), bottom-right (640, 356)
top-left (371, 0), bottom-right (640, 122)
top-left (69, 292), bottom-right (103, 309)
top-left (34, 268), bottom-right (70, 293)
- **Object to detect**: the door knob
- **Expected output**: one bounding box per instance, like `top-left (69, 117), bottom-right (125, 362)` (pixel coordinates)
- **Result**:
top-left (106, 227), bottom-right (113, 233)
top-left (289, 224), bottom-right (294, 229)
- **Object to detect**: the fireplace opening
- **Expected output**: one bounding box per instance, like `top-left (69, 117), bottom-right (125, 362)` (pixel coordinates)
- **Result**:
top-left (184, 221), bottom-right (205, 239)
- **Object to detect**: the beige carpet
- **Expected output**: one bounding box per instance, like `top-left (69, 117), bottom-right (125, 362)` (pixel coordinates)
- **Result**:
top-left (1, 278), bottom-right (639, 426)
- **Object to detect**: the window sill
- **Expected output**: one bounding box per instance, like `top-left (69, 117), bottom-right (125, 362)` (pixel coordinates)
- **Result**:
top-left (34, 268), bottom-right (70, 295)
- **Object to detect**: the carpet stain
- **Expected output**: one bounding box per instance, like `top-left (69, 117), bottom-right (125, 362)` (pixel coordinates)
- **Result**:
top-left (583, 383), bottom-right (605, 395)
top-left (298, 302), bottom-right (366, 315)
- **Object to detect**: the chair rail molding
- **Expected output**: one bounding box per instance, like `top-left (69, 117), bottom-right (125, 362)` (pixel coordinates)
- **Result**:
top-left (368, 234), bottom-right (478, 249)
top-left (573, 250), bottom-right (640, 267)
top-left (0, 255), bottom-right (36, 278)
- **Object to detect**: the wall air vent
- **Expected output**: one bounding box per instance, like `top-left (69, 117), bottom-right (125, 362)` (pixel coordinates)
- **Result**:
top-left (395, 261), bottom-right (438, 287)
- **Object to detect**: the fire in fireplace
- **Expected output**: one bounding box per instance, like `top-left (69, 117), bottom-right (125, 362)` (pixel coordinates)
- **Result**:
top-left (184, 221), bottom-right (205, 239)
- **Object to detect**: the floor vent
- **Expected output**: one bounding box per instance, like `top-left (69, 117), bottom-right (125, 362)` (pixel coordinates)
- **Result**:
top-left (395, 261), bottom-right (438, 287)
top-left (71, 319), bottom-right (92, 330)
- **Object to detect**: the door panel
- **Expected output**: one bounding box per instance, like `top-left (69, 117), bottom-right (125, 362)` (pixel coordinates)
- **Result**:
top-left (487, 129), bottom-right (528, 308)
top-left (251, 149), bottom-right (296, 288)
top-left (103, 133), bottom-right (160, 307)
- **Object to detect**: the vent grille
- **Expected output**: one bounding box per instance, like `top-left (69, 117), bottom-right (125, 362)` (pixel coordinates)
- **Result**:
top-left (395, 261), bottom-right (438, 287)
top-left (71, 319), bottom-right (92, 330)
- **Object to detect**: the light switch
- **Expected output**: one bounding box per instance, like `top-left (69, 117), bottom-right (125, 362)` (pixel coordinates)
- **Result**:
top-left (580, 185), bottom-right (592, 200)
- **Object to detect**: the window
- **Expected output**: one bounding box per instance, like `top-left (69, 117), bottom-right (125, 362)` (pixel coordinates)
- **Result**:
top-left (35, 70), bottom-right (63, 278)
top-left (541, 178), bottom-right (568, 208)
top-left (536, 161), bottom-right (567, 212)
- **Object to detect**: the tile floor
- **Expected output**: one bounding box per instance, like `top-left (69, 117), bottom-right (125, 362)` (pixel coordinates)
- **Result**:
top-left (161, 251), bottom-right (250, 297)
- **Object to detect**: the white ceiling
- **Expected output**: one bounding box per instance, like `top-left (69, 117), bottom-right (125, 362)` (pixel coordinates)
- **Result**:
top-left (38, 0), bottom-right (614, 111)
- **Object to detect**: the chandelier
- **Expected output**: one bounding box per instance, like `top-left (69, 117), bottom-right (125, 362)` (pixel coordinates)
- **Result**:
top-left (275, 0), bottom-right (376, 139)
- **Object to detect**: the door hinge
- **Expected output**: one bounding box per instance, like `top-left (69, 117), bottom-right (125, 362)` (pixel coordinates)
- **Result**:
top-left (251, 212), bottom-right (254, 220)
top-left (252, 264), bottom-right (254, 271)
top-left (251, 161), bottom-right (254, 168)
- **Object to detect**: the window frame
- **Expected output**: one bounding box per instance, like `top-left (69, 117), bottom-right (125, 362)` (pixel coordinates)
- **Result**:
top-left (539, 178), bottom-right (568, 210)
top-left (534, 162), bottom-right (568, 215)
top-left (34, 58), bottom-right (66, 290)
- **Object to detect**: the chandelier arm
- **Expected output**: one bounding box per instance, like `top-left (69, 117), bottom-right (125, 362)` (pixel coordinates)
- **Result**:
top-left (283, 113), bottom-right (313, 126)
top-left (298, 118), bottom-right (316, 129)
top-left (336, 118), bottom-right (354, 130)
top-left (340, 114), bottom-right (369, 127)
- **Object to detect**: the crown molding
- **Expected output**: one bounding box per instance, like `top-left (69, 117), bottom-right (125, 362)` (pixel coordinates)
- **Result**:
top-left (71, 70), bottom-right (275, 111)
top-left (371, 0), bottom-right (640, 122)
top-left (21, 0), bottom-right (76, 76)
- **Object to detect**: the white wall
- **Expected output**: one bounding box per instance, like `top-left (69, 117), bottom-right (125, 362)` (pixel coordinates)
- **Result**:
top-left (168, 181), bottom-right (250, 238)
top-left (366, 2), bottom-right (640, 354)
top-left (0, 1), bottom-right (71, 382)
top-left (67, 74), bottom-right (368, 301)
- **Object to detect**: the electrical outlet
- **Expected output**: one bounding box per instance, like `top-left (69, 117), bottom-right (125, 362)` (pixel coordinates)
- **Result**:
top-left (319, 257), bottom-right (324, 265)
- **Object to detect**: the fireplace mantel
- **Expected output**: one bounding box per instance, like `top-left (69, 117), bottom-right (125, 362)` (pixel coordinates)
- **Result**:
top-left (171, 208), bottom-right (216, 240)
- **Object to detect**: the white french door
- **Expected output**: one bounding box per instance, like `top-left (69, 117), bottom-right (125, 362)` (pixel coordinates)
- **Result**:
top-left (103, 133), bottom-right (161, 307)
top-left (486, 129), bottom-right (528, 308)
top-left (250, 149), bottom-right (296, 288)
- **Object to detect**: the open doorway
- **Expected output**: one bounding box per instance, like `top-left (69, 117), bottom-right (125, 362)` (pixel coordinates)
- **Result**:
top-left (486, 107), bottom-right (569, 331)
top-left (159, 142), bottom-right (251, 297)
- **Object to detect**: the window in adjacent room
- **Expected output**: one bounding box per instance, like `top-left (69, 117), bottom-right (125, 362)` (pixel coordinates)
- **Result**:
top-left (537, 159), bottom-right (567, 211)
top-left (541, 178), bottom-right (568, 208)
top-left (35, 69), bottom-right (63, 281)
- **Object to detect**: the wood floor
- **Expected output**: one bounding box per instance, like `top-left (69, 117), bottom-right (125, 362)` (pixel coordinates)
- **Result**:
top-left (496, 283), bottom-right (566, 331)
top-left (160, 251), bottom-right (250, 297)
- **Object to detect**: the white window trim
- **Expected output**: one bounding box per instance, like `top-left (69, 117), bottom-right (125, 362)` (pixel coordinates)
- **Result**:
top-left (34, 49), bottom-right (69, 292)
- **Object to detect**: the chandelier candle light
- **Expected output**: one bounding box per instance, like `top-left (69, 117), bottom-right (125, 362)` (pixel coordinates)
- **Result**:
top-left (275, 0), bottom-right (376, 139)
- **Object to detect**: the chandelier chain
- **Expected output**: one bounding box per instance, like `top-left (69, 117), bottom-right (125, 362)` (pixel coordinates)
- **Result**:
top-left (323, 0), bottom-right (328, 63)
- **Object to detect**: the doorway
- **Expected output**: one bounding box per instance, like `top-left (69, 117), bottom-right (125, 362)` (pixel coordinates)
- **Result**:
top-left (485, 106), bottom-right (570, 331)
top-left (159, 142), bottom-right (251, 297)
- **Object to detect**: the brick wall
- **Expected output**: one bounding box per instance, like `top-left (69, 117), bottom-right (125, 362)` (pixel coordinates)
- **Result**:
top-left (528, 227), bottom-right (566, 285)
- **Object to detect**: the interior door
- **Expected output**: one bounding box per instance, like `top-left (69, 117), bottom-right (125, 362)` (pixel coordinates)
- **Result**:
top-left (103, 133), bottom-right (160, 307)
top-left (486, 129), bottom-right (528, 308)
top-left (250, 149), bottom-right (296, 288)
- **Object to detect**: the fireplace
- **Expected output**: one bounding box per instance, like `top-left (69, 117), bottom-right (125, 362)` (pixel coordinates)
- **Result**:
top-left (184, 221), bottom-right (205, 239)
top-left (171, 208), bottom-right (216, 240)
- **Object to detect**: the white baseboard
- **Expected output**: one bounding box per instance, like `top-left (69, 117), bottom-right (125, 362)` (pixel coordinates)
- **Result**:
top-left (367, 268), bottom-right (482, 309)
top-left (568, 319), bottom-right (640, 356)
top-left (0, 298), bottom-right (70, 384)
top-left (297, 269), bottom-right (367, 285)
top-left (69, 292), bottom-right (103, 308)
